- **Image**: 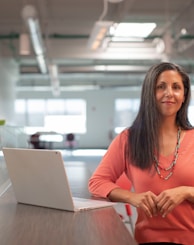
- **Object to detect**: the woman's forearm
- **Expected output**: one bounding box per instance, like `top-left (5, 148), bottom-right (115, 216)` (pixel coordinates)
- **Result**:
top-left (185, 186), bottom-right (194, 203)
top-left (107, 187), bottom-right (133, 203)
top-left (108, 187), bottom-right (158, 217)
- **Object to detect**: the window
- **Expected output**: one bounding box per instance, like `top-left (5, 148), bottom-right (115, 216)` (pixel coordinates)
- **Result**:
top-left (114, 99), bottom-right (140, 134)
top-left (15, 99), bottom-right (86, 134)
top-left (44, 99), bottom-right (86, 133)
top-left (115, 98), bottom-right (194, 134)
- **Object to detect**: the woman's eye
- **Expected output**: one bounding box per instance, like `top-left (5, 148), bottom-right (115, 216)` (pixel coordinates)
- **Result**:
top-left (157, 84), bottom-right (165, 89)
top-left (173, 85), bottom-right (181, 90)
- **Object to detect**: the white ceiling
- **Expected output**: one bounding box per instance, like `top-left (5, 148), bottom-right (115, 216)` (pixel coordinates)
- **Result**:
top-left (1, 0), bottom-right (194, 91)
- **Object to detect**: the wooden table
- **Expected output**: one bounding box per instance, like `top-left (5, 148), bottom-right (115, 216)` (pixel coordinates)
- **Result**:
top-left (0, 161), bottom-right (138, 245)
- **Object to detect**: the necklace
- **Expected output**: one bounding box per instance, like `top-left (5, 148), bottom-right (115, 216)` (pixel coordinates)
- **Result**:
top-left (154, 127), bottom-right (181, 180)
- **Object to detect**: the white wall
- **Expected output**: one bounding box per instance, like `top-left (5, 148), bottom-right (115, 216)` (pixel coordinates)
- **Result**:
top-left (17, 87), bottom-right (141, 149)
top-left (1, 59), bottom-right (193, 149)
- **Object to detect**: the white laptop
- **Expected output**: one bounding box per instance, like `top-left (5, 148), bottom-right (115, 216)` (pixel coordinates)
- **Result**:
top-left (2, 147), bottom-right (115, 212)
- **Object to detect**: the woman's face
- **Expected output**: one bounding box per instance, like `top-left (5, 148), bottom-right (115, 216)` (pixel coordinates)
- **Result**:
top-left (155, 70), bottom-right (185, 118)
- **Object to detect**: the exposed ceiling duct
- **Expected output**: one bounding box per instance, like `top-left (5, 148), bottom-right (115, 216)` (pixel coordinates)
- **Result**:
top-left (21, 4), bottom-right (48, 74)
top-left (1, 0), bottom-right (194, 92)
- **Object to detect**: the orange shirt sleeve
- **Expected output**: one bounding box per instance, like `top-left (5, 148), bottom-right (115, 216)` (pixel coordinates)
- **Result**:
top-left (88, 129), bottom-right (129, 198)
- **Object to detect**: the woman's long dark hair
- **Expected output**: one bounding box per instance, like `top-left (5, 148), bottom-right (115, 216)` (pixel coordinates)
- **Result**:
top-left (128, 62), bottom-right (193, 169)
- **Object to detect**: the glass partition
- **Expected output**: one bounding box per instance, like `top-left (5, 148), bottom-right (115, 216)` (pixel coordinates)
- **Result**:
top-left (0, 125), bottom-right (28, 195)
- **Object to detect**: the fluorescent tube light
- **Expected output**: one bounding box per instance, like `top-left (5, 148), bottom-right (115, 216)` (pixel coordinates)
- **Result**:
top-left (28, 18), bottom-right (44, 55)
top-left (36, 54), bottom-right (47, 74)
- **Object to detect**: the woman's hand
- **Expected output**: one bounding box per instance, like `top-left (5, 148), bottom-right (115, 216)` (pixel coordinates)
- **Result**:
top-left (128, 191), bottom-right (158, 218)
top-left (108, 186), bottom-right (194, 218)
top-left (108, 188), bottom-right (157, 217)
top-left (155, 186), bottom-right (189, 217)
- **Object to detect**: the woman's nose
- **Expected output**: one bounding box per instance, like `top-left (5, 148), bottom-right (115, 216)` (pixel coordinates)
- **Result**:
top-left (165, 86), bottom-right (173, 96)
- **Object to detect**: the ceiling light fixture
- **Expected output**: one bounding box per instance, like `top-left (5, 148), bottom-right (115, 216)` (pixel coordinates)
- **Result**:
top-left (87, 21), bottom-right (113, 50)
top-left (19, 33), bottom-right (31, 55)
top-left (112, 22), bottom-right (157, 38)
top-left (21, 4), bottom-right (47, 74)
top-left (87, 0), bottom-right (117, 51)
top-left (87, 0), bottom-right (154, 52)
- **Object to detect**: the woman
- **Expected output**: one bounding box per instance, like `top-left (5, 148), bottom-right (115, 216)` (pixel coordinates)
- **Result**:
top-left (88, 62), bottom-right (194, 245)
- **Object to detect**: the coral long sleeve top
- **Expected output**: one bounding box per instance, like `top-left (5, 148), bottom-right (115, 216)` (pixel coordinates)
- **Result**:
top-left (88, 129), bottom-right (194, 244)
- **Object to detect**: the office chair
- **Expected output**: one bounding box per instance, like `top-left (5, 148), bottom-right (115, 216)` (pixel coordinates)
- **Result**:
top-left (116, 173), bottom-right (134, 234)
top-left (65, 133), bottom-right (76, 150)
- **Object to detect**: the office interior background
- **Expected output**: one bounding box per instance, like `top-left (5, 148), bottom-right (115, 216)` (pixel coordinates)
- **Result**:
top-left (1, 0), bottom-right (194, 150)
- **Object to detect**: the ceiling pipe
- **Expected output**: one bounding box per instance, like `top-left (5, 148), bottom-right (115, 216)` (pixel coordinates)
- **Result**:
top-left (21, 4), bottom-right (48, 74)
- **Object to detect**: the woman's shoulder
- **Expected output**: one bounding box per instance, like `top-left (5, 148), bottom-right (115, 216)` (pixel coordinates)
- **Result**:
top-left (181, 128), bottom-right (194, 144)
top-left (117, 128), bottom-right (129, 139)
top-left (180, 128), bottom-right (194, 151)
top-left (184, 128), bottom-right (194, 136)
top-left (112, 128), bottom-right (130, 146)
